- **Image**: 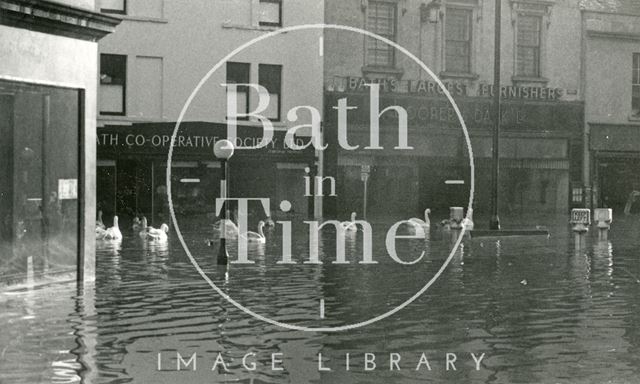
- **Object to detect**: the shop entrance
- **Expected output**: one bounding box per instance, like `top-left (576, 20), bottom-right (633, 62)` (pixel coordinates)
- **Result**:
top-left (598, 156), bottom-right (640, 213)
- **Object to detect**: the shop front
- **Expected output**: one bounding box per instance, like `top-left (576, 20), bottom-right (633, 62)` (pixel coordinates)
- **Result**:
top-left (590, 124), bottom-right (640, 213)
top-left (322, 87), bottom-right (584, 220)
top-left (0, 1), bottom-right (118, 285)
top-left (97, 122), bottom-right (316, 230)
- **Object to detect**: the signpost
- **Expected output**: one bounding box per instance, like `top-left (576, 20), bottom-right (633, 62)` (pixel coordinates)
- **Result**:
top-left (361, 165), bottom-right (370, 220)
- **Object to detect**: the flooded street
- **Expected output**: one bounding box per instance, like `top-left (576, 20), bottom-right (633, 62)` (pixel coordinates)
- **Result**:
top-left (1, 214), bottom-right (640, 383)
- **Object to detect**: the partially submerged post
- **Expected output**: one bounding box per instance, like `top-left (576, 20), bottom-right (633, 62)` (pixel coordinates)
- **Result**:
top-left (571, 208), bottom-right (591, 249)
top-left (214, 140), bottom-right (235, 265)
top-left (594, 208), bottom-right (613, 241)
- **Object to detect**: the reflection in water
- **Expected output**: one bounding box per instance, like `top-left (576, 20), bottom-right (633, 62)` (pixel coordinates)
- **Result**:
top-left (1, 215), bottom-right (640, 383)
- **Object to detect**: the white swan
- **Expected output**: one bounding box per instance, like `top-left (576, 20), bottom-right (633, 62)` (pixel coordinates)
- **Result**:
top-left (409, 208), bottom-right (431, 228)
top-left (147, 223), bottom-right (169, 242)
top-left (239, 221), bottom-right (266, 244)
top-left (138, 217), bottom-right (149, 239)
top-left (341, 212), bottom-right (358, 232)
top-left (104, 216), bottom-right (123, 241)
top-left (132, 216), bottom-right (143, 232)
top-left (96, 210), bottom-right (105, 230)
top-left (95, 225), bottom-right (107, 240)
top-left (212, 219), bottom-right (239, 238)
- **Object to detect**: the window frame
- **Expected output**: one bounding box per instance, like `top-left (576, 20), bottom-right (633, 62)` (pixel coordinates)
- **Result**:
top-left (258, 63), bottom-right (283, 122)
top-left (632, 53), bottom-right (640, 117)
top-left (258, 0), bottom-right (283, 27)
top-left (365, 0), bottom-right (398, 69)
top-left (444, 6), bottom-right (474, 75)
top-left (515, 13), bottom-right (543, 78)
top-left (226, 62), bottom-right (251, 121)
top-left (99, 54), bottom-right (127, 116)
top-left (100, 0), bottom-right (127, 15)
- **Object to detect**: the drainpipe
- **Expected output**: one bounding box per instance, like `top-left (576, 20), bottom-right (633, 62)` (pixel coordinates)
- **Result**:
top-left (580, 9), bottom-right (592, 210)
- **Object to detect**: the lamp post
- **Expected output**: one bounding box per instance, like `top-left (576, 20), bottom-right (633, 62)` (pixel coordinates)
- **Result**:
top-left (489, 0), bottom-right (502, 230)
top-left (214, 139), bottom-right (235, 265)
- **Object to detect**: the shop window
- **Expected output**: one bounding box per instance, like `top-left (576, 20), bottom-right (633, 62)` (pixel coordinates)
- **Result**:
top-left (100, 0), bottom-right (126, 14)
top-left (258, 64), bottom-right (282, 121)
top-left (516, 14), bottom-right (542, 77)
top-left (366, 1), bottom-right (397, 68)
top-left (226, 62), bottom-right (250, 119)
top-left (258, 0), bottom-right (282, 27)
top-left (444, 7), bottom-right (473, 74)
top-left (0, 81), bottom-right (81, 283)
top-left (100, 54), bottom-right (127, 116)
top-left (632, 53), bottom-right (640, 117)
top-left (572, 187), bottom-right (583, 204)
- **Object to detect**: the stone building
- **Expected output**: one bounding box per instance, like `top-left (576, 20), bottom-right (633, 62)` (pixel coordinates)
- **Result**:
top-left (0, 0), bottom-right (118, 284)
top-left (580, 0), bottom-right (640, 213)
top-left (96, 0), bottom-right (325, 226)
top-left (322, 0), bottom-right (585, 219)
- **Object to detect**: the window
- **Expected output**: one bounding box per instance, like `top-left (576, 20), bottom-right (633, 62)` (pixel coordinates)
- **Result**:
top-left (0, 80), bottom-right (82, 282)
top-left (226, 62), bottom-right (250, 119)
top-left (100, 54), bottom-right (126, 115)
top-left (633, 53), bottom-right (640, 117)
top-left (100, 0), bottom-right (126, 14)
top-left (258, 64), bottom-right (282, 121)
top-left (516, 15), bottom-right (542, 77)
top-left (445, 7), bottom-right (472, 73)
top-left (258, 0), bottom-right (282, 27)
top-left (366, 1), bottom-right (397, 68)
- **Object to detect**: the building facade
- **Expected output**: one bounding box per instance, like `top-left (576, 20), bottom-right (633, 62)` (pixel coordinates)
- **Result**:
top-left (0, 0), bottom-right (118, 284)
top-left (96, 0), bottom-right (324, 227)
top-left (323, 0), bottom-right (586, 220)
top-left (581, 0), bottom-right (640, 213)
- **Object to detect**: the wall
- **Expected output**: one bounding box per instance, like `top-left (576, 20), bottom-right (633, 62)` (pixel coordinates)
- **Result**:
top-left (324, 0), bottom-right (582, 99)
top-left (98, 0), bottom-right (325, 128)
top-left (0, 24), bottom-right (99, 281)
top-left (52, 0), bottom-right (96, 11)
top-left (584, 11), bottom-right (640, 124)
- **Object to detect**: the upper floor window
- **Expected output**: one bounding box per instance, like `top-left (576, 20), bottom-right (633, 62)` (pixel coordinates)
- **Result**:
top-left (633, 53), bottom-right (640, 117)
top-left (445, 7), bottom-right (473, 73)
top-left (100, 54), bottom-right (126, 115)
top-left (226, 62), bottom-right (251, 118)
top-left (366, 1), bottom-right (397, 68)
top-left (516, 14), bottom-right (542, 77)
top-left (100, 0), bottom-right (126, 14)
top-left (259, 64), bottom-right (282, 121)
top-left (258, 0), bottom-right (282, 27)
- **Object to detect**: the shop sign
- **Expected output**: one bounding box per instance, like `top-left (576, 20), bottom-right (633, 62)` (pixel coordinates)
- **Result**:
top-left (340, 76), bottom-right (566, 101)
top-left (324, 92), bottom-right (583, 134)
top-left (96, 122), bottom-right (315, 160)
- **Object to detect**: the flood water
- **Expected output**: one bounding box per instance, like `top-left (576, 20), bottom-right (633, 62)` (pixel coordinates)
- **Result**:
top-left (1, 214), bottom-right (640, 383)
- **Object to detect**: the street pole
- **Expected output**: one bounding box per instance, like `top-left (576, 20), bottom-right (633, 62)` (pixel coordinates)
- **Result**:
top-left (363, 177), bottom-right (368, 220)
top-left (489, 0), bottom-right (502, 230)
top-left (217, 158), bottom-right (229, 265)
top-left (213, 139), bottom-right (234, 265)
